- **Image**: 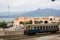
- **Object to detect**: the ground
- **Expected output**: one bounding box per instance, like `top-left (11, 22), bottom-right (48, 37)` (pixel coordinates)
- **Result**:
top-left (36, 35), bottom-right (60, 40)
top-left (0, 28), bottom-right (60, 40)
top-left (0, 34), bottom-right (60, 40)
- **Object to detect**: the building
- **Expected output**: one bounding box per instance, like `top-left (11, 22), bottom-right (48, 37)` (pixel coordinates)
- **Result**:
top-left (13, 16), bottom-right (60, 26)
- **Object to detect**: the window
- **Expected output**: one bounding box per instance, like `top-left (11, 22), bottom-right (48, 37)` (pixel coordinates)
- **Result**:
top-left (40, 26), bottom-right (42, 29)
top-left (54, 26), bottom-right (56, 28)
top-left (49, 26), bottom-right (50, 29)
top-left (37, 26), bottom-right (39, 29)
top-left (43, 26), bottom-right (45, 29)
top-left (51, 26), bottom-right (53, 29)
top-left (34, 27), bottom-right (36, 30)
top-left (46, 26), bottom-right (48, 29)
top-left (55, 26), bottom-right (57, 28)
top-left (53, 26), bottom-right (55, 29)
top-left (20, 21), bottom-right (24, 24)
top-left (56, 25), bottom-right (58, 28)
top-left (50, 18), bottom-right (52, 21)
top-left (44, 21), bottom-right (48, 24)
top-left (32, 26), bottom-right (34, 30)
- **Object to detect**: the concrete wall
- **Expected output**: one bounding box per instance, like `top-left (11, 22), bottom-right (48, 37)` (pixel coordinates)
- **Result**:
top-left (0, 28), bottom-right (24, 35)
top-left (13, 16), bottom-right (60, 26)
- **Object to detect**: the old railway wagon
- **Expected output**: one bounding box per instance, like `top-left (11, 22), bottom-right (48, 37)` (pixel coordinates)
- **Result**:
top-left (24, 24), bottom-right (59, 35)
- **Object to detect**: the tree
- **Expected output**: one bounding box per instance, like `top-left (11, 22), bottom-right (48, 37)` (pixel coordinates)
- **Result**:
top-left (34, 21), bottom-right (43, 24)
top-left (25, 22), bottom-right (29, 24)
top-left (28, 20), bottom-right (32, 24)
top-left (0, 21), bottom-right (7, 28)
top-left (57, 22), bottom-right (60, 24)
top-left (11, 21), bottom-right (14, 26)
top-left (0, 21), bottom-right (7, 34)
top-left (24, 20), bottom-right (33, 24)
top-left (51, 22), bottom-right (60, 25)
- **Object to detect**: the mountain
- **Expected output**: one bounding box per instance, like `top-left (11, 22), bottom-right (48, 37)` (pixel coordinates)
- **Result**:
top-left (20, 8), bottom-right (60, 17)
top-left (0, 11), bottom-right (27, 18)
top-left (0, 8), bottom-right (60, 18)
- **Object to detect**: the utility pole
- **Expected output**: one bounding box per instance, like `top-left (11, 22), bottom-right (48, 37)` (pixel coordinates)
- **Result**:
top-left (8, 5), bottom-right (10, 18)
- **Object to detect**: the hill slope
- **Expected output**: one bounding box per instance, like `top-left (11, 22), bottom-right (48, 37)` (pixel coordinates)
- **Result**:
top-left (0, 8), bottom-right (60, 18)
top-left (20, 8), bottom-right (60, 17)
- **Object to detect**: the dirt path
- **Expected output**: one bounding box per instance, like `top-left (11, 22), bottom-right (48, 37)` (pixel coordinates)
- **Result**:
top-left (0, 34), bottom-right (59, 40)
top-left (36, 35), bottom-right (60, 40)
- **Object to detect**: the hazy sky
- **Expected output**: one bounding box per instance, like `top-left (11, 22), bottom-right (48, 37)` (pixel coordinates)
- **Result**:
top-left (0, 0), bottom-right (60, 12)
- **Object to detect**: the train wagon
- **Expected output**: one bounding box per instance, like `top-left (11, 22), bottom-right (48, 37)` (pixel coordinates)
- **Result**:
top-left (24, 24), bottom-right (59, 35)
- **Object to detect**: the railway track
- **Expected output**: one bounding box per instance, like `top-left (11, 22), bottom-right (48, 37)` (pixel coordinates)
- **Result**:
top-left (0, 31), bottom-right (60, 40)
